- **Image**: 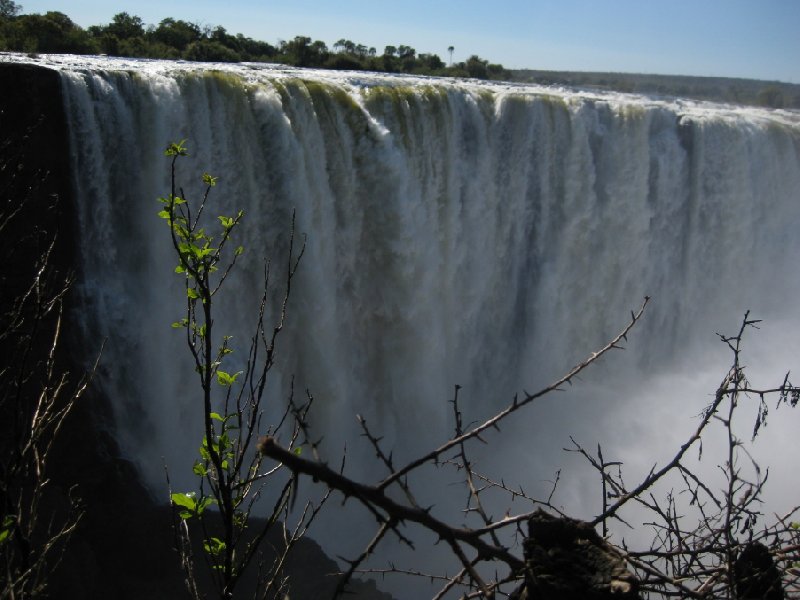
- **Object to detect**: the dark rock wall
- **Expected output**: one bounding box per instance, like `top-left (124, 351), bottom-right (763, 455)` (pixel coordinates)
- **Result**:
top-left (1, 60), bottom-right (186, 599)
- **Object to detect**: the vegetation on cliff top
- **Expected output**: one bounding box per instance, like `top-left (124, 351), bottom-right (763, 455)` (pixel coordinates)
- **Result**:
top-left (0, 6), bottom-right (507, 80)
top-left (3, 3), bottom-right (800, 108)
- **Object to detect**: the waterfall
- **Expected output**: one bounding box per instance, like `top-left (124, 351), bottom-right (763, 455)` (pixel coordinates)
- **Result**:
top-left (14, 54), bottom-right (800, 574)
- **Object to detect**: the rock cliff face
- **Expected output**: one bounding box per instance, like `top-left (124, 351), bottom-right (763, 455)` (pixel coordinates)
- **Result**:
top-left (1, 59), bottom-right (186, 600)
top-left (0, 61), bottom-right (392, 600)
top-left (512, 510), bottom-right (641, 600)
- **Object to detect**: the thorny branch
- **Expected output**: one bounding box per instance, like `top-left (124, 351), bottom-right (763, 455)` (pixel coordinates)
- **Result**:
top-left (572, 312), bottom-right (800, 598)
top-left (259, 298), bottom-right (652, 597)
top-left (261, 301), bottom-right (799, 599)
top-left (1, 122), bottom-right (98, 599)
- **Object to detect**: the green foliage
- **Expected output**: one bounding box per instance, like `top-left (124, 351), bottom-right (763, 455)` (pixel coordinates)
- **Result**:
top-left (184, 39), bottom-right (241, 63)
top-left (0, 514), bottom-right (15, 545)
top-left (0, 0), bottom-right (20, 19)
top-left (170, 492), bottom-right (215, 519)
top-left (160, 140), bottom-right (311, 599)
top-left (152, 17), bottom-right (200, 52)
top-left (161, 141), bottom-right (250, 591)
top-left (0, 8), bottom-right (509, 81)
top-left (105, 12), bottom-right (144, 40)
top-left (0, 10), bottom-right (97, 53)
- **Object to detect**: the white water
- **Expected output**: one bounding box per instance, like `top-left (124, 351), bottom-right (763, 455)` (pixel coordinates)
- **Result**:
top-left (7, 53), bottom-right (800, 592)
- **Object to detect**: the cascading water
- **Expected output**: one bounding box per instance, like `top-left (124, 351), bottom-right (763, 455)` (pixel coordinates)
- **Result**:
top-left (5, 53), bottom-right (800, 591)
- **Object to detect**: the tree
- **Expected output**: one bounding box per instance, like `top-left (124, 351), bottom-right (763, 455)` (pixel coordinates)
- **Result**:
top-left (447, 45), bottom-right (454, 66)
top-left (105, 12), bottom-right (144, 40)
top-left (151, 17), bottom-right (201, 52)
top-left (160, 142), bottom-right (323, 599)
top-left (465, 54), bottom-right (489, 79)
top-left (0, 0), bottom-right (20, 20)
top-left (231, 33), bottom-right (276, 61)
top-left (9, 12), bottom-right (97, 53)
top-left (183, 39), bottom-right (241, 63)
top-left (282, 35), bottom-right (329, 67)
top-left (311, 40), bottom-right (329, 59)
top-left (416, 53), bottom-right (444, 73)
top-left (397, 44), bottom-right (415, 59)
top-left (487, 62), bottom-right (507, 80)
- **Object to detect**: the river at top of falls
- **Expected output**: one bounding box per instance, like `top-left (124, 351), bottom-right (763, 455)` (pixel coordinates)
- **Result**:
top-left (4, 52), bottom-right (800, 595)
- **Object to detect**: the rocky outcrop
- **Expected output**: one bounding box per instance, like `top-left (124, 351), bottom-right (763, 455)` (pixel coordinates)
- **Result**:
top-left (512, 509), bottom-right (641, 600)
top-left (734, 542), bottom-right (785, 600)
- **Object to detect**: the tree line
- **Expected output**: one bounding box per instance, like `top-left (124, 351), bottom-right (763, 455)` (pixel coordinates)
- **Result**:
top-left (0, 4), bottom-right (508, 80)
top-left (3, 2), bottom-right (795, 107)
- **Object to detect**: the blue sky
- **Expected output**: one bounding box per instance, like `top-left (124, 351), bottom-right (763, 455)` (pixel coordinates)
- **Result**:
top-left (18, 0), bottom-right (800, 83)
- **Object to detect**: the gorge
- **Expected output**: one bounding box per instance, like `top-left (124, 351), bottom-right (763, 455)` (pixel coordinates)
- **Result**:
top-left (2, 53), bottom-right (800, 598)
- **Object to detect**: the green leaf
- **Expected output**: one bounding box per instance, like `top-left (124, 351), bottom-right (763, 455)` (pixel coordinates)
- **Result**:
top-left (187, 288), bottom-right (200, 300)
top-left (0, 515), bottom-right (15, 545)
top-left (196, 496), bottom-right (215, 514)
top-left (199, 443), bottom-right (210, 461)
top-left (234, 245), bottom-right (244, 256)
top-left (157, 209), bottom-right (171, 219)
top-left (216, 370), bottom-right (239, 386)
top-left (293, 446), bottom-right (303, 456)
top-left (171, 491), bottom-right (196, 507)
top-left (192, 461), bottom-right (208, 477)
top-left (171, 492), bottom-right (196, 518)
top-left (233, 510), bottom-right (246, 528)
top-left (203, 537), bottom-right (226, 556)
top-left (175, 265), bottom-right (185, 274)
top-left (210, 412), bottom-right (225, 422)
top-left (165, 140), bottom-right (188, 157)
